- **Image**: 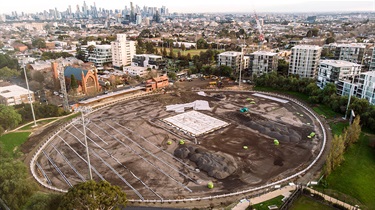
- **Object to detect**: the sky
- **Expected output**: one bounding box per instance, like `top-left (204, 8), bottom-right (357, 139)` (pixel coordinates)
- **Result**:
top-left (0, 0), bottom-right (374, 14)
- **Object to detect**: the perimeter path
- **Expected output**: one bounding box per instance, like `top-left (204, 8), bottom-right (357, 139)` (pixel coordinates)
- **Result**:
top-left (232, 185), bottom-right (296, 210)
top-left (232, 185), bottom-right (359, 210)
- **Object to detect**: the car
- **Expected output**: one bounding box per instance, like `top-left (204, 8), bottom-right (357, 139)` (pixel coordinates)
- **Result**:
top-left (53, 91), bottom-right (59, 96)
top-left (59, 94), bottom-right (64, 98)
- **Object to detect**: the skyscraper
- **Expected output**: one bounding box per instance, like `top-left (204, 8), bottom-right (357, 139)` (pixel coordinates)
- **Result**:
top-left (130, 2), bottom-right (135, 23)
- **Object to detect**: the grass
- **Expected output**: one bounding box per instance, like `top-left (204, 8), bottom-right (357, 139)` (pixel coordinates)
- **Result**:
top-left (319, 133), bottom-right (375, 209)
top-left (329, 122), bottom-right (349, 136)
top-left (249, 195), bottom-right (284, 210)
top-left (0, 132), bottom-right (31, 155)
top-left (19, 118), bottom-right (58, 130)
top-left (253, 86), bottom-right (310, 103)
top-left (313, 104), bottom-right (339, 119)
top-left (290, 195), bottom-right (335, 210)
top-left (156, 47), bottom-right (223, 57)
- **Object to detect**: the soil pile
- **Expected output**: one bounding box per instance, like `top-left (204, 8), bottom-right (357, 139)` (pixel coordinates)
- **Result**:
top-left (174, 146), bottom-right (237, 179)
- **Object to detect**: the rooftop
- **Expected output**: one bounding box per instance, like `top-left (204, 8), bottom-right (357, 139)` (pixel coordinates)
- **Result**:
top-left (251, 51), bottom-right (277, 56)
top-left (337, 43), bottom-right (366, 48)
top-left (219, 51), bottom-right (242, 56)
top-left (320, 60), bottom-right (361, 68)
top-left (292, 45), bottom-right (322, 50)
top-left (0, 85), bottom-right (33, 98)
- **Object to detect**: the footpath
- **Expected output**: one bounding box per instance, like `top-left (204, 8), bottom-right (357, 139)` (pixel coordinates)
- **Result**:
top-left (232, 185), bottom-right (359, 210)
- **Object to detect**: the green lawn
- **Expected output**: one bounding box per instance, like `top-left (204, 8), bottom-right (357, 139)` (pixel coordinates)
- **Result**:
top-left (319, 133), bottom-right (375, 209)
top-left (313, 104), bottom-right (339, 119)
top-left (156, 47), bottom-right (222, 57)
top-left (290, 195), bottom-right (335, 210)
top-left (249, 195), bottom-right (284, 210)
top-left (253, 87), bottom-right (310, 103)
top-left (0, 132), bottom-right (31, 155)
top-left (329, 122), bottom-right (349, 136)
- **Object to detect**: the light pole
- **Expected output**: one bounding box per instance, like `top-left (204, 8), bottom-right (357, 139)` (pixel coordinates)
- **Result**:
top-left (77, 106), bottom-right (93, 180)
top-left (22, 61), bottom-right (37, 127)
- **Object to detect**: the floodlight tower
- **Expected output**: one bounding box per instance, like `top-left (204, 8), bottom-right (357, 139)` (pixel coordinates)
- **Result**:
top-left (77, 106), bottom-right (93, 180)
top-left (57, 61), bottom-right (70, 112)
top-left (22, 60), bottom-right (37, 127)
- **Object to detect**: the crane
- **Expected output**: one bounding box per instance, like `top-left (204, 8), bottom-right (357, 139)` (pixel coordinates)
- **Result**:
top-left (254, 10), bottom-right (265, 49)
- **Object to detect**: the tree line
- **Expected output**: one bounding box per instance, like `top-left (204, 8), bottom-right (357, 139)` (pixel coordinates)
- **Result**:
top-left (254, 72), bottom-right (375, 131)
top-left (0, 143), bottom-right (127, 210)
top-left (325, 116), bottom-right (361, 176)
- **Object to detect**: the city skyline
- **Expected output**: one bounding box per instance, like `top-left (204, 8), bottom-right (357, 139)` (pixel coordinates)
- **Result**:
top-left (0, 0), bottom-right (374, 14)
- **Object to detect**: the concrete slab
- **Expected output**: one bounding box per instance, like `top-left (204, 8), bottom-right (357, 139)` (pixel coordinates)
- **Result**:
top-left (163, 110), bottom-right (229, 136)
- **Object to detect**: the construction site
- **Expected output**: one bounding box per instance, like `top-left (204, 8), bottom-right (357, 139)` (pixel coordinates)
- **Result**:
top-left (32, 88), bottom-right (325, 201)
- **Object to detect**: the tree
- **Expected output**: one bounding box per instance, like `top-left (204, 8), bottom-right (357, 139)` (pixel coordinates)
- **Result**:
top-left (70, 74), bottom-right (78, 91)
top-left (0, 105), bottom-right (22, 135)
top-left (0, 150), bottom-right (37, 209)
top-left (181, 43), bottom-right (186, 51)
top-left (277, 59), bottom-right (289, 76)
top-left (162, 48), bottom-right (168, 57)
top-left (325, 134), bottom-right (345, 175)
top-left (59, 180), bottom-right (127, 210)
top-left (0, 54), bottom-right (18, 69)
top-left (32, 38), bottom-right (46, 49)
top-left (23, 193), bottom-right (63, 210)
top-left (325, 37), bottom-right (335, 44)
top-left (0, 66), bottom-right (20, 80)
top-left (167, 72), bottom-right (177, 80)
top-left (32, 71), bottom-right (45, 83)
top-left (345, 116), bottom-right (361, 147)
top-left (196, 38), bottom-right (208, 49)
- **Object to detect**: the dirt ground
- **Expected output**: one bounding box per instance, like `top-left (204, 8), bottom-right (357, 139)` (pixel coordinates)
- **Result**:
top-left (33, 85), bottom-right (324, 201)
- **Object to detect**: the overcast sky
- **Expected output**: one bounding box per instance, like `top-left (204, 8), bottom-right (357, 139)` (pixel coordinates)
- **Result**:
top-left (0, 0), bottom-right (374, 14)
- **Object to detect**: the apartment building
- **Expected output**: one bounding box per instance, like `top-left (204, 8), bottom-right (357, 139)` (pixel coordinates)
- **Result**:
top-left (337, 71), bottom-right (375, 105)
top-left (87, 45), bottom-right (112, 67)
top-left (217, 51), bottom-right (243, 72)
top-left (289, 45), bottom-right (322, 78)
top-left (249, 51), bottom-right (278, 76)
top-left (111, 34), bottom-right (136, 68)
top-left (123, 66), bottom-right (149, 77)
top-left (317, 60), bottom-right (361, 89)
top-left (369, 47), bottom-right (375, 71)
top-left (132, 54), bottom-right (164, 69)
top-left (357, 71), bottom-right (375, 105)
top-left (334, 43), bottom-right (365, 64)
top-left (0, 85), bottom-right (35, 106)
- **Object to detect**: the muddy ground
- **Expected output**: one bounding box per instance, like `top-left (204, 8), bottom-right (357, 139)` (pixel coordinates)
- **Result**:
top-left (34, 90), bottom-right (323, 201)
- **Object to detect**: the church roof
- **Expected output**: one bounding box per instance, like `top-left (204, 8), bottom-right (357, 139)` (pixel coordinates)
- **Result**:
top-left (64, 66), bottom-right (88, 81)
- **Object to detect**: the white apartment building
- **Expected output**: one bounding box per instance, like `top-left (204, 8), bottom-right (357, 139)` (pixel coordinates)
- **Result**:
top-left (87, 45), bottom-right (112, 67)
top-left (369, 47), bottom-right (375, 71)
top-left (123, 66), bottom-right (149, 77)
top-left (289, 45), bottom-right (322, 78)
top-left (357, 71), bottom-right (375, 105)
top-left (111, 34), bottom-right (136, 68)
top-left (132, 54), bottom-right (164, 69)
top-left (0, 85), bottom-right (35, 106)
top-left (217, 51), bottom-right (243, 72)
top-left (249, 51), bottom-right (278, 76)
top-left (317, 60), bottom-right (361, 89)
top-left (335, 43), bottom-right (365, 64)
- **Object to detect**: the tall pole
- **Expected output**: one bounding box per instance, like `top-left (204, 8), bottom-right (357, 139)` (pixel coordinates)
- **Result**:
top-left (23, 62), bottom-right (37, 127)
top-left (81, 111), bottom-right (93, 180)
